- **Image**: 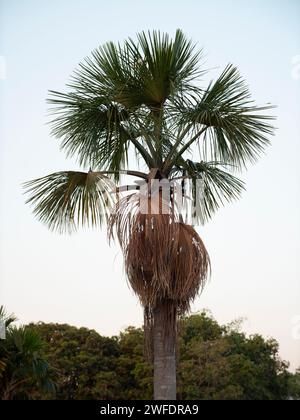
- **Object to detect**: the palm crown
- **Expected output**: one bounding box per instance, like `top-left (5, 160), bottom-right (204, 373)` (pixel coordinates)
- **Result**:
top-left (24, 29), bottom-right (274, 232)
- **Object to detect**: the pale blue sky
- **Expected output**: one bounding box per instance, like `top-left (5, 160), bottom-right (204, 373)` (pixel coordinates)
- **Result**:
top-left (0, 0), bottom-right (300, 370)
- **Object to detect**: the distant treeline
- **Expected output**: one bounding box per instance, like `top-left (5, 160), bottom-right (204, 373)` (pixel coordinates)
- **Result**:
top-left (1, 307), bottom-right (299, 400)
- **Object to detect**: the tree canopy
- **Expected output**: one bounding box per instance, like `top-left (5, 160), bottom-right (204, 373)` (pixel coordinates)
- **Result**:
top-left (1, 307), bottom-right (299, 400)
top-left (0, 306), bottom-right (54, 400)
top-left (20, 311), bottom-right (299, 401)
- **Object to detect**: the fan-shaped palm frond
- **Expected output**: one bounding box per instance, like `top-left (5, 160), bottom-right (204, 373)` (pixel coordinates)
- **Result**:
top-left (127, 29), bottom-right (203, 105)
top-left (48, 92), bottom-right (140, 170)
top-left (0, 306), bottom-right (17, 329)
top-left (0, 325), bottom-right (55, 400)
top-left (167, 65), bottom-right (275, 170)
top-left (176, 159), bottom-right (245, 223)
top-left (24, 171), bottom-right (116, 233)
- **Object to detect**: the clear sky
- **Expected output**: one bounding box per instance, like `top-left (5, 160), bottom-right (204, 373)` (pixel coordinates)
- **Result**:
top-left (1, 0), bottom-right (300, 370)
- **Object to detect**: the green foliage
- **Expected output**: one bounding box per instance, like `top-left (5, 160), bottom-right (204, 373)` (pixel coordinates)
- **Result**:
top-left (28, 312), bottom-right (299, 400)
top-left (0, 309), bottom-right (55, 400)
top-left (0, 305), bottom-right (17, 328)
top-left (28, 323), bottom-right (151, 400)
top-left (25, 323), bottom-right (121, 399)
top-left (178, 316), bottom-right (292, 400)
top-left (1, 308), bottom-right (298, 400)
top-left (24, 30), bottom-right (275, 231)
top-left (177, 65), bottom-right (274, 167)
top-left (287, 369), bottom-right (300, 400)
top-left (180, 160), bottom-right (246, 223)
top-left (24, 171), bottom-right (115, 233)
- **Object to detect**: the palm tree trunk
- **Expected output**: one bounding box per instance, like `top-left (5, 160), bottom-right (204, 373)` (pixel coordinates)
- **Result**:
top-left (153, 302), bottom-right (176, 400)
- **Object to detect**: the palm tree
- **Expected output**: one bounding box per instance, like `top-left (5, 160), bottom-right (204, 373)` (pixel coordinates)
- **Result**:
top-left (24, 30), bottom-right (275, 400)
top-left (0, 306), bottom-right (54, 399)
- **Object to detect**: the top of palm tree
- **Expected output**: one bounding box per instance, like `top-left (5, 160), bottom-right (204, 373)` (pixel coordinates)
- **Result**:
top-left (24, 29), bottom-right (275, 232)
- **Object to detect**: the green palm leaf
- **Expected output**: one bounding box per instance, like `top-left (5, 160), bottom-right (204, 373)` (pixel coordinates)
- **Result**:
top-left (0, 306), bottom-right (17, 329)
top-left (48, 92), bottom-right (136, 170)
top-left (178, 159), bottom-right (245, 223)
top-left (176, 65), bottom-right (275, 167)
top-left (24, 171), bottom-right (115, 233)
top-left (128, 29), bottom-right (202, 105)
